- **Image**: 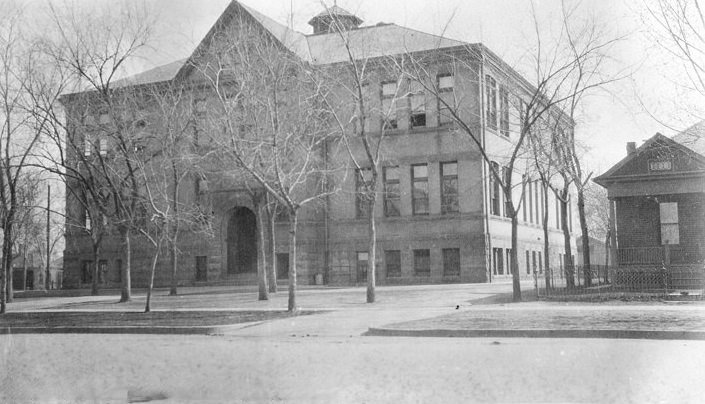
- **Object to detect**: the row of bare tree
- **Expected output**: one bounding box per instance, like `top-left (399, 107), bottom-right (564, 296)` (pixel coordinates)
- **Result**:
top-left (0, 0), bottom-right (698, 314)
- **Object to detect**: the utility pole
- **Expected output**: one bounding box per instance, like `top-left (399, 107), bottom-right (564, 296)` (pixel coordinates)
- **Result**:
top-left (46, 184), bottom-right (51, 290)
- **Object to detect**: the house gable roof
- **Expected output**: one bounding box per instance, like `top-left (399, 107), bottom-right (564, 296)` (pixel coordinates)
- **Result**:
top-left (594, 131), bottom-right (705, 186)
top-left (673, 120), bottom-right (705, 155)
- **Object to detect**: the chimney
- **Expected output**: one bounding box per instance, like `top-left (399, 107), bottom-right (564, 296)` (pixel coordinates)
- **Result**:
top-left (626, 142), bottom-right (636, 155)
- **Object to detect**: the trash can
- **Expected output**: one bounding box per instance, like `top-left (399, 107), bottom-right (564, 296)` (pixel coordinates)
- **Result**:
top-left (314, 273), bottom-right (323, 285)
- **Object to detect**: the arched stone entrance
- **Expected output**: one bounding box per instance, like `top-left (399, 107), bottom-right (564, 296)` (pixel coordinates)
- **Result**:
top-left (227, 207), bottom-right (257, 274)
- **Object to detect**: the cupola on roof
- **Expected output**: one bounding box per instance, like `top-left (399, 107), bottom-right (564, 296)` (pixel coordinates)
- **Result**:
top-left (308, 5), bottom-right (363, 34)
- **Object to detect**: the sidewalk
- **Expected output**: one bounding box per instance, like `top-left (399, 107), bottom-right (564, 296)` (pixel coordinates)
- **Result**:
top-left (365, 301), bottom-right (705, 340)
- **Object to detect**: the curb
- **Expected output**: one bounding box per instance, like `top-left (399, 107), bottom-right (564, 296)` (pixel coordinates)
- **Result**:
top-left (364, 327), bottom-right (705, 340)
top-left (0, 322), bottom-right (259, 336)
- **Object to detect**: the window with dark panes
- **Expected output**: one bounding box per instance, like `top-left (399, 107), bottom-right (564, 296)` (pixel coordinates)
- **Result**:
top-left (485, 75), bottom-right (497, 130)
top-left (381, 81), bottom-right (398, 130)
top-left (412, 164), bottom-right (429, 215)
top-left (500, 85), bottom-right (509, 136)
top-left (437, 73), bottom-right (454, 126)
top-left (413, 249), bottom-right (430, 276)
top-left (441, 162), bottom-right (459, 214)
top-left (81, 260), bottom-right (93, 284)
top-left (385, 250), bottom-right (401, 278)
top-left (357, 251), bottom-right (369, 283)
top-left (383, 166), bottom-right (400, 217)
top-left (443, 248), bottom-right (460, 277)
top-left (355, 168), bottom-right (373, 219)
top-left (502, 166), bottom-right (511, 217)
top-left (489, 162), bottom-right (500, 216)
top-left (659, 202), bottom-right (679, 245)
top-left (525, 250), bottom-right (530, 274)
top-left (493, 247), bottom-right (503, 275)
top-left (409, 81), bottom-right (426, 128)
top-left (505, 248), bottom-right (512, 275)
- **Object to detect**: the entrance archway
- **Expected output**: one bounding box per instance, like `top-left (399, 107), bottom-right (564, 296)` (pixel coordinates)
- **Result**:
top-left (227, 207), bottom-right (257, 274)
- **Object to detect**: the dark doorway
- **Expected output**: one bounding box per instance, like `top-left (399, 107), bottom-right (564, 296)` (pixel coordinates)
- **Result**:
top-left (276, 253), bottom-right (289, 279)
top-left (227, 207), bottom-right (257, 274)
top-left (195, 256), bottom-right (208, 281)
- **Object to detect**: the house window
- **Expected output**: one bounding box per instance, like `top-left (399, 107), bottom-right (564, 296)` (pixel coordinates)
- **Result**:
top-left (81, 260), bottom-right (93, 284)
top-left (381, 81), bottom-right (398, 130)
top-left (85, 210), bottom-right (91, 231)
top-left (359, 83), bottom-right (371, 133)
top-left (649, 160), bottom-right (672, 171)
top-left (532, 251), bottom-right (537, 274)
top-left (489, 162), bottom-right (500, 216)
top-left (525, 250), bottom-right (530, 274)
top-left (411, 164), bottom-right (429, 215)
top-left (659, 202), bottom-right (679, 245)
top-left (383, 166), bottom-right (400, 217)
top-left (355, 168), bottom-right (373, 219)
top-left (493, 247), bottom-right (504, 275)
top-left (534, 180), bottom-right (540, 225)
top-left (500, 85), bottom-right (509, 136)
top-left (441, 162), bottom-right (459, 214)
top-left (357, 252), bottom-right (369, 283)
top-left (98, 260), bottom-right (108, 283)
top-left (538, 252), bottom-right (543, 274)
top-left (195, 256), bottom-right (208, 282)
top-left (83, 135), bottom-right (92, 156)
top-left (99, 138), bottom-right (108, 156)
top-left (437, 73), bottom-right (454, 126)
top-left (485, 75), bottom-right (497, 130)
top-left (114, 259), bottom-right (122, 283)
top-left (442, 248), bottom-right (460, 277)
top-left (385, 250), bottom-right (401, 278)
top-left (413, 249), bottom-right (430, 276)
top-left (409, 81), bottom-right (426, 128)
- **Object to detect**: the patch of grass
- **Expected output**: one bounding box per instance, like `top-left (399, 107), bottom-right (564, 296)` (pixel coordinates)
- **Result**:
top-left (0, 310), bottom-right (320, 328)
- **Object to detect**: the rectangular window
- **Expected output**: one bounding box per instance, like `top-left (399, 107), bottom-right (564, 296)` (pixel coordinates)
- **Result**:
top-left (411, 164), bottom-right (429, 215)
top-left (485, 75), bottom-right (497, 130)
top-left (532, 251), bottom-right (537, 274)
top-left (383, 166), bottom-right (400, 217)
top-left (659, 202), bottom-right (679, 245)
top-left (441, 162), bottom-right (459, 214)
top-left (83, 135), bottom-right (92, 156)
top-left (81, 260), bottom-right (93, 284)
top-left (500, 85), bottom-right (509, 136)
top-left (385, 250), bottom-right (401, 278)
top-left (85, 210), bottom-right (91, 231)
top-left (538, 252), bottom-right (543, 274)
top-left (98, 260), bottom-right (108, 283)
top-left (438, 73), bottom-right (454, 126)
top-left (409, 81), bottom-right (426, 128)
top-left (528, 180), bottom-right (534, 223)
top-left (99, 138), bottom-right (108, 156)
top-left (522, 175), bottom-right (527, 222)
top-left (502, 166), bottom-right (511, 217)
top-left (493, 247), bottom-right (504, 275)
top-left (413, 249), bottom-right (430, 276)
top-left (359, 83), bottom-right (371, 133)
top-left (355, 168), bottom-right (373, 219)
top-left (649, 160), bottom-right (672, 171)
top-left (525, 250), bottom-right (530, 274)
top-left (356, 251), bottom-right (369, 283)
top-left (381, 81), bottom-right (398, 130)
top-left (505, 248), bottom-right (512, 274)
top-left (534, 180), bottom-right (540, 225)
top-left (490, 162), bottom-right (500, 216)
top-left (442, 248), bottom-right (460, 277)
top-left (195, 256), bottom-right (208, 282)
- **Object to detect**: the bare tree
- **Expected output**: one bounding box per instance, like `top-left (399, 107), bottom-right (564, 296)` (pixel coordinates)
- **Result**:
top-left (46, 0), bottom-right (155, 302)
top-left (193, 10), bottom-right (342, 311)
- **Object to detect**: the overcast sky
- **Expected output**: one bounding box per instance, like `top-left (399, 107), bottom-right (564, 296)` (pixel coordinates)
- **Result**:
top-left (128, 0), bottom-right (700, 175)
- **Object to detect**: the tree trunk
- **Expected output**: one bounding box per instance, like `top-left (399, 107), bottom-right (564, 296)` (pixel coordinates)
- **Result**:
top-left (0, 231), bottom-right (9, 314)
top-left (120, 227), bottom-right (132, 302)
top-left (577, 188), bottom-right (591, 287)
top-left (257, 200), bottom-right (269, 301)
top-left (144, 243), bottom-right (160, 313)
top-left (604, 230), bottom-right (610, 283)
top-left (169, 238), bottom-right (178, 296)
top-left (6, 254), bottom-right (12, 303)
top-left (505, 186), bottom-right (521, 302)
top-left (366, 192), bottom-right (377, 304)
top-left (287, 210), bottom-right (298, 312)
top-left (266, 204), bottom-right (277, 293)
top-left (542, 182), bottom-right (551, 290)
top-left (560, 187), bottom-right (575, 288)
top-left (91, 242), bottom-right (100, 296)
